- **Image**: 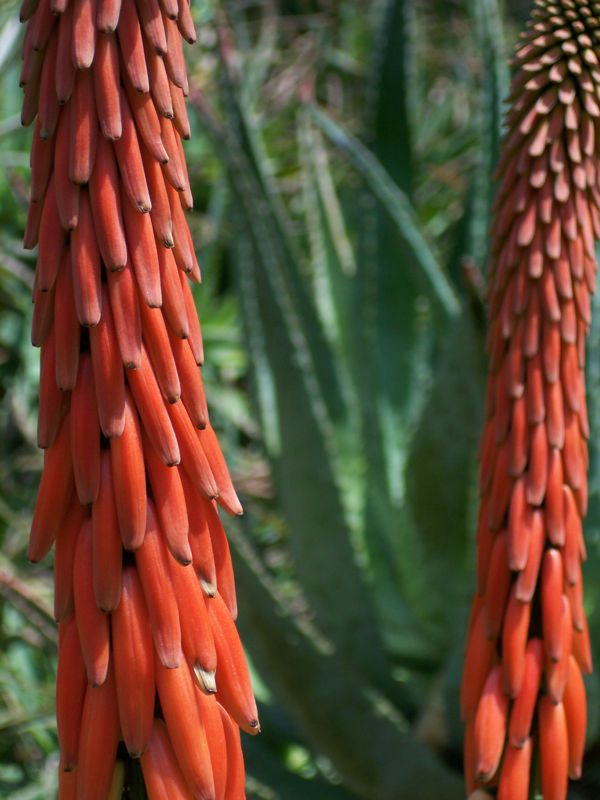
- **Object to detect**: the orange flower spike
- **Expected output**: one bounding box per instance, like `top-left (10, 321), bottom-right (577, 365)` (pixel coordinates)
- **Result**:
top-left (167, 181), bottom-right (195, 272)
top-left (93, 31), bottom-right (122, 140)
top-left (563, 655), bottom-right (587, 780)
top-left (161, 121), bottom-right (187, 193)
top-left (109, 391), bottom-right (147, 550)
top-left (89, 134), bottom-right (128, 270)
top-left (144, 36), bottom-right (174, 118)
top-left (56, 619), bottom-right (87, 771)
top-left (72, 0), bottom-right (97, 70)
top-left (573, 613), bottom-right (593, 676)
top-left (28, 415), bottom-right (74, 562)
top-left (159, 0), bottom-right (179, 21)
top-left (170, 83), bottom-right (192, 140)
top-left (91, 451), bottom-right (123, 612)
top-left (30, 118), bottom-right (53, 202)
top-left (134, 0), bottom-right (167, 55)
top-left (463, 719), bottom-right (476, 794)
top-left (112, 567), bottom-right (155, 757)
top-left (473, 665), bottom-right (508, 784)
top-left (506, 478), bottom-right (529, 571)
top-left (208, 592), bottom-right (259, 734)
top-left (31, 284), bottom-right (54, 347)
top-left (175, 132), bottom-right (194, 211)
top-left (71, 189), bottom-right (102, 327)
top-left (37, 28), bottom-right (59, 138)
top-left (196, 691), bottom-right (228, 799)
top-left (139, 300), bottom-right (181, 402)
top-left (155, 656), bottom-right (216, 800)
top-left (539, 697), bottom-right (569, 800)
top-left (127, 344), bottom-right (181, 466)
top-left (199, 423), bottom-right (243, 517)
top-left (181, 470), bottom-right (217, 590)
top-left (143, 146), bottom-right (175, 248)
top-left (20, 65), bottom-right (40, 129)
top-left (37, 327), bottom-right (66, 449)
top-left (36, 173), bottom-right (64, 292)
top-left (546, 446), bottom-right (566, 545)
top-left (141, 719), bottom-right (194, 800)
top-left (73, 519), bottom-right (110, 687)
top-left (70, 353), bottom-right (101, 506)
top-left (58, 768), bottom-right (77, 800)
top-left (501, 586), bottom-right (531, 698)
top-left (54, 109), bottom-right (80, 231)
top-left (463, 3), bottom-right (599, 795)
top-left (460, 604), bottom-right (496, 722)
top-left (116, 0), bottom-right (149, 93)
top-left (105, 259), bottom-right (142, 369)
top-left (135, 500), bottom-right (183, 668)
top-left (89, 285), bottom-right (126, 437)
top-left (54, 497), bottom-right (86, 622)
top-left (69, 68), bottom-right (98, 186)
top-left (19, 0), bottom-right (41, 22)
top-left (167, 400), bottom-right (218, 499)
top-left (176, 0), bottom-right (196, 45)
top-left (219, 704), bottom-right (247, 800)
top-left (160, 248), bottom-right (190, 337)
top-left (21, 0), bottom-right (257, 793)
top-left (97, 0), bottom-right (121, 32)
top-left (114, 90), bottom-right (152, 213)
top-left (142, 433), bottom-right (191, 564)
top-left (564, 484), bottom-right (584, 585)
top-left (169, 333), bottom-right (208, 430)
top-left (163, 15), bottom-right (187, 91)
top-left (123, 74), bottom-right (169, 164)
top-left (180, 271), bottom-right (205, 365)
top-left (122, 196), bottom-right (162, 307)
top-left (513, 508), bottom-right (544, 603)
top-left (497, 739), bottom-right (532, 800)
top-left (546, 594), bottom-right (573, 704)
top-left (204, 499), bottom-right (238, 618)
top-left (169, 557), bottom-right (217, 690)
top-left (541, 549), bottom-right (566, 663)
top-left (77, 663), bottom-right (121, 800)
top-left (482, 530), bottom-right (510, 639)
top-left (55, 3), bottom-right (75, 104)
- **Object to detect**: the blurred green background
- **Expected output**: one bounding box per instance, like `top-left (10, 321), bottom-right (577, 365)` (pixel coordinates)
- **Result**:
top-left (3, 0), bottom-right (600, 798)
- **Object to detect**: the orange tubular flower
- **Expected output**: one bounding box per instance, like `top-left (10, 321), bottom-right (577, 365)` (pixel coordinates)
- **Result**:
top-left (20, 0), bottom-right (258, 796)
top-left (462, 1), bottom-right (598, 797)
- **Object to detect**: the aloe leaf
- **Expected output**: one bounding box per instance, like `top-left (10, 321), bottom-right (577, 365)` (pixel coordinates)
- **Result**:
top-left (195, 49), bottom-right (402, 687)
top-left (403, 312), bottom-right (485, 636)
top-left (228, 521), bottom-right (464, 800)
top-left (310, 105), bottom-right (461, 320)
top-left (0, 18), bottom-right (21, 77)
top-left (465, 0), bottom-right (509, 271)
top-left (245, 736), bottom-right (359, 800)
top-left (215, 53), bottom-right (350, 438)
top-left (367, 0), bottom-right (418, 197)
top-left (310, 105), bottom-right (460, 626)
top-left (297, 109), bottom-right (358, 351)
top-left (229, 203), bottom-right (391, 687)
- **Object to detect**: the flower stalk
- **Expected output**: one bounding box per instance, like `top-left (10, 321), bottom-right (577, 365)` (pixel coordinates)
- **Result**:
top-left (20, 0), bottom-right (258, 796)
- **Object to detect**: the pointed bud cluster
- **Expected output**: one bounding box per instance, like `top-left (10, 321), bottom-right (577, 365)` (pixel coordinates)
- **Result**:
top-left (20, 0), bottom-right (257, 795)
top-left (462, 1), bottom-right (598, 796)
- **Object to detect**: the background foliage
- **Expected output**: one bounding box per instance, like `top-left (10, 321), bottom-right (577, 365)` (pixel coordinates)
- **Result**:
top-left (3, 0), bottom-right (600, 797)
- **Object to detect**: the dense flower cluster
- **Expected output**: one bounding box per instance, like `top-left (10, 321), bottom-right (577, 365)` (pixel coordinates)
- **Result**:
top-left (20, 0), bottom-right (258, 796)
top-left (462, 1), bottom-right (600, 798)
